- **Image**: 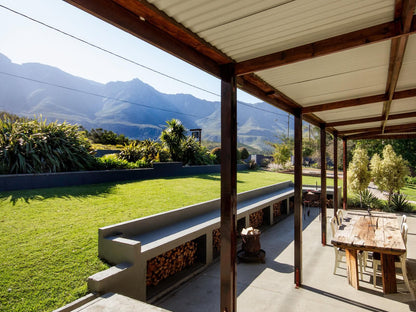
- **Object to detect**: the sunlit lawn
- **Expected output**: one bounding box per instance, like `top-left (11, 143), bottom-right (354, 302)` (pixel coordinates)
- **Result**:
top-left (0, 170), bottom-right (336, 312)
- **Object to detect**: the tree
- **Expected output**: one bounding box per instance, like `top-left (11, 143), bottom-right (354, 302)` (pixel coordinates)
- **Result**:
top-left (370, 144), bottom-right (410, 207)
top-left (160, 119), bottom-right (187, 161)
top-left (347, 147), bottom-right (371, 207)
top-left (270, 142), bottom-right (291, 167)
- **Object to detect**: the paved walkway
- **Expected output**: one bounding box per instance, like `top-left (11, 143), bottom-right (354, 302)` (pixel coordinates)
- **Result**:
top-left (152, 208), bottom-right (415, 312)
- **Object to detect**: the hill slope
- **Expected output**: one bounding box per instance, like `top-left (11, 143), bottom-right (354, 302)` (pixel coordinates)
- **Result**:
top-left (0, 53), bottom-right (290, 151)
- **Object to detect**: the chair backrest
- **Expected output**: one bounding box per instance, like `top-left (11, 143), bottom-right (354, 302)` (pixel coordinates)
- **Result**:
top-left (401, 215), bottom-right (407, 232)
top-left (336, 209), bottom-right (344, 225)
top-left (401, 222), bottom-right (408, 246)
top-left (330, 216), bottom-right (338, 237)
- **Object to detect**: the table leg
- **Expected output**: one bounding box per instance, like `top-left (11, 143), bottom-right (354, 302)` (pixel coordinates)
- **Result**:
top-left (381, 253), bottom-right (397, 294)
top-left (346, 249), bottom-right (359, 289)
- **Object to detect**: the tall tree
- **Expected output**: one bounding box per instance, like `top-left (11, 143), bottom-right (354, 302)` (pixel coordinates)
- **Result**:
top-left (160, 119), bottom-right (187, 161)
top-left (347, 147), bottom-right (371, 207)
top-left (370, 144), bottom-right (410, 207)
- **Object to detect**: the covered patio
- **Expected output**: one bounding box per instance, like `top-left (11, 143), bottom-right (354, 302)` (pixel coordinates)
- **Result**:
top-left (64, 1), bottom-right (416, 311)
top-left (154, 209), bottom-right (415, 312)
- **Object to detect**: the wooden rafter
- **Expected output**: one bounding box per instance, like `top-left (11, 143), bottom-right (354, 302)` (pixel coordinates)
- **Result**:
top-left (345, 133), bottom-right (416, 140)
top-left (381, 0), bottom-right (416, 132)
top-left (302, 88), bottom-right (416, 114)
top-left (338, 122), bottom-right (416, 136)
top-left (326, 111), bottom-right (416, 128)
top-left (64, 0), bottom-right (225, 77)
top-left (235, 18), bottom-right (416, 76)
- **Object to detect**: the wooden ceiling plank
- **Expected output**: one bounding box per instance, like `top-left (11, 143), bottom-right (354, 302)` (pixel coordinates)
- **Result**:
top-left (235, 18), bottom-right (416, 76)
top-left (64, 0), bottom-right (222, 77)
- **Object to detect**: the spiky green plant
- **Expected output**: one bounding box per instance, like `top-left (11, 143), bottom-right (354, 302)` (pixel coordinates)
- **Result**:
top-left (0, 117), bottom-right (95, 174)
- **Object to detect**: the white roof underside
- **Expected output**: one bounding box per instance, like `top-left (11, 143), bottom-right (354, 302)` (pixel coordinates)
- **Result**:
top-left (147, 0), bottom-right (416, 136)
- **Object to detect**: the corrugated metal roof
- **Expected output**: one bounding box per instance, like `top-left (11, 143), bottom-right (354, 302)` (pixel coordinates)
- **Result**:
top-left (257, 41), bottom-right (390, 105)
top-left (67, 0), bottom-right (416, 139)
top-left (149, 0), bottom-right (394, 62)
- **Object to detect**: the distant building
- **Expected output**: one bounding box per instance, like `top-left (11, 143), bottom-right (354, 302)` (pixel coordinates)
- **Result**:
top-left (190, 128), bottom-right (202, 145)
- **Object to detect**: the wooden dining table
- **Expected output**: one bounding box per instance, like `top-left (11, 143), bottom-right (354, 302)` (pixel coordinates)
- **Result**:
top-left (331, 211), bottom-right (406, 294)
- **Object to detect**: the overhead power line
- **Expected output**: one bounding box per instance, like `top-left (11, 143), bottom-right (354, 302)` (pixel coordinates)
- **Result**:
top-left (0, 4), bottom-right (292, 119)
top-left (0, 71), bottom-right (216, 121)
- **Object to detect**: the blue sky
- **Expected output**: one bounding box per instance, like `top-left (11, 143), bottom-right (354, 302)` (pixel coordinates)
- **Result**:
top-left (0, 0), bottom-right (260, 104)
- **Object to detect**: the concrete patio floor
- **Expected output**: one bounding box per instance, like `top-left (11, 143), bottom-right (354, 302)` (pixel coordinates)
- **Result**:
top-left (153, 208), bottom-right (416, 312)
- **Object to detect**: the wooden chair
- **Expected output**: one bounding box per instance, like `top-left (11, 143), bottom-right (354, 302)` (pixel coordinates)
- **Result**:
top-left (330, 216), bottom-right (365, 279)
top-left (373, 222), bottom-right (408, 287)
top-left (336, 209), bottom-right (344, 226)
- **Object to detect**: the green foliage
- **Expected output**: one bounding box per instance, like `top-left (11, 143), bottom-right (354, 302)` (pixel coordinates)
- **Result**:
top-left (239, 147), bottom-right (250, 160)
top-left (160, 119), bottom-right (187, 161)
top-left (347, 147), bottom-right (371, 195)
top-left (370, 144), bottom-right (410, 206)
top-left (96, 154), bottom-right (149, 170)
top-left (210, 147), bottom-right (221, 164)
top-left (390, 193), bottom-right (413, 212)
top-left (270, 142), bottom-right (291, 167)
top-left (118, 140), bottom-right (165, 164)
top-left (181, 136), bottom-right (213, 165)
top-left (356, 139), bottom-right (416, 175)
top-left (84, 127), bottom-right (129, 145)
top-left (0, 117), bottom-right (95, 174)
top-left (118, 141), bottom-right (142, 163)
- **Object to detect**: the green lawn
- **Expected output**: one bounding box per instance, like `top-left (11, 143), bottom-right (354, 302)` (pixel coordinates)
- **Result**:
top-left (0, 170), bottom-right (334, 312)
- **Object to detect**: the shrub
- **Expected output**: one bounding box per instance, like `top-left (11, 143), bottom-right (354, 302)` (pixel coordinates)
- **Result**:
top-left (118, 142), bottom-right (142, 163)
top-left (96, 154), bottom-right (150, 170)
top-left (249, 159), bottom-right (257, 170)
top-left (182, 137), bottom-right (213, 165)
top-left (0, 117), bottom-right (95, 174)
top-left (210, 147), bottom-right (221, 164)
top-left (358, 189), bottom-right (381, 210)
top-left (239, 147), bottom-right (249, 160)
top-left (390, 193), bottom-right (413, 212)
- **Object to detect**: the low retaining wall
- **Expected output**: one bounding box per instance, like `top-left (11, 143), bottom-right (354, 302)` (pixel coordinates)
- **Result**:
top-left (0, 163), bottom-right (248, 192)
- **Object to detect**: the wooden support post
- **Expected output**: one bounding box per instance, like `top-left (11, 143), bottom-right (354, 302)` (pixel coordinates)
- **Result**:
top-left (294, 109), bottom-right (302, 287)
top-left (381, 254), bottom-right (397, 294)
top-left (220, 63), bottom-right (237, 312)
top-left (333, 133), bottom-right (338, 217)
top-left (343, 138), bottom-right (348, 210)
top-left (346, 249), bottom-right (359, 290)
top-left (320, 125), bottom-right (327, 246)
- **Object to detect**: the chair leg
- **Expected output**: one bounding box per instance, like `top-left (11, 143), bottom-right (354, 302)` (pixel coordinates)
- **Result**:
top-left (373, 260), bottom-right (379, 287)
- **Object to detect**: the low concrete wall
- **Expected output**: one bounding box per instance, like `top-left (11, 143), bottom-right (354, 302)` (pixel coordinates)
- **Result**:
top-left (0, 163), bottom-right (248, 192)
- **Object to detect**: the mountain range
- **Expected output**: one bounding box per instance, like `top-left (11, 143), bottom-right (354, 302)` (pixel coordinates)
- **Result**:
top-left (0, 53), bottom-right (291, 151)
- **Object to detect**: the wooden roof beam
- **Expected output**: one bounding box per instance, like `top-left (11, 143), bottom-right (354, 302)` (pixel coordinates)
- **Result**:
top-left (326, 111), bottom-right (416, 128)
top-left (381, 0), bottom-right (416, 132)
top-left (64, 0), bottom-right (225, 77)
top-left (235, 17), bottom-right (416, 76)
top-left (302, 87), bottom-right (416, 114)
top-left (345, 133), bottom-right (416, 140)
top-left (338, 122), bottom-right (416, 136)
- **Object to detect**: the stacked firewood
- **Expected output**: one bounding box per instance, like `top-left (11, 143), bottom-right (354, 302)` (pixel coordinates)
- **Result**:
top-left (273, 201), bottom-right (281, 218)
top-left (249, 210), bottom-right (264, 228)
top-left (212, 228), bottom-right (221, 252)
top-left (146, 241), bottom-right (197, 286)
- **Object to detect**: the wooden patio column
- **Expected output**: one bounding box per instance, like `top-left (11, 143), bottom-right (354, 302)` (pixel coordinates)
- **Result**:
top-left (320, 124), bottom-right (327, 246)
top-left (294, 109), bottom-right (302, 287)
top-left (343, 138), bottom-right (348, 210)
top-left (220, 63), bottom-right (237, 312)
top-left (333, 133), bottom-right (338, 217)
